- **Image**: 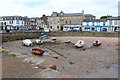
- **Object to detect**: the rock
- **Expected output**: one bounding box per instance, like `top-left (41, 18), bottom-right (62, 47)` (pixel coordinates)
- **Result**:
top-left (41, 61), bottom-right (57, 70)
top-left (69, 62), bottom-right (74, 65)
top-left (32, 68), bottom-right (61, 78)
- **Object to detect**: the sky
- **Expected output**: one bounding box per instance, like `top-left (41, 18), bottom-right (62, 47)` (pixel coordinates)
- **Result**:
top-left (0, 0), bottom-right (119, 18)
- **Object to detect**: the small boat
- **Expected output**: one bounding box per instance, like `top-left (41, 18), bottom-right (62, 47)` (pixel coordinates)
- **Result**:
top-left (32, 48), bottom-right (45, 55)
top-left (93, 40), bottom-right (101, 46)
top-left (75, 40), bottom-right (85, 48)
top-left (65, 40), bottom-right (71, 43)
top-left (36, 39), bottom-right (43, 44)
top-left (52, 37), bottom-right (57, 41)
top-left (39, 35), bottom-right (49, 39)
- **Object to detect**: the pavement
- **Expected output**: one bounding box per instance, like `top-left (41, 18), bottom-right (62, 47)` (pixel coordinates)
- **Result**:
top-left (2, 52), bottom-right (39, 78)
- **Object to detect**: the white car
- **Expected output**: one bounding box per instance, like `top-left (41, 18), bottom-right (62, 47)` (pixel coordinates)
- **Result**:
top-left (22, 39), bottom-right (33, 46)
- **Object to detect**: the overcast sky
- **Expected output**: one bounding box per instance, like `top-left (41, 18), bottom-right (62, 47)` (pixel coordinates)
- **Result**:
top-left (0, 0), bottom-right (119, 18)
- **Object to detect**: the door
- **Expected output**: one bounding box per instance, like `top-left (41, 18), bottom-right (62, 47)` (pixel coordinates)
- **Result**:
top-left (61, 26), bottom-right (63, 31)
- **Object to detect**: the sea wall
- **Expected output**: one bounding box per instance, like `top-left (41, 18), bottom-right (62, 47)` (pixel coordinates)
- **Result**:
top-left (1, 31), bottom-right (119, 42)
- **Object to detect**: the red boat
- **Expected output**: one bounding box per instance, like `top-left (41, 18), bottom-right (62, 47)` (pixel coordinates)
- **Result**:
top-left (32, 48), bottom-right (45, 55)
top-left (93, 40), bottom-right (101, 46)
top-left (65, 40), bottom-right (71, 43)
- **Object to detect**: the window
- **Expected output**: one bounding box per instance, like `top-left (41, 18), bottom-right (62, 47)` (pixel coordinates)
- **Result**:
top-left (74, 17), bottom-right (76, 19)
top-left (50, 26), bottom-right (52, 29)
top-left (92, 22), bottom-right (94, 26)
top-left (16, 20), bottom-right (19, 24)
top-left (74, 21), bottom-right (76, 24)
top-left (114, 21), bottom-right (117, 25)
top-left (70, 21), bottom-right (72, 24)
top-left (109, 20), bottom-right (112, 25)
top-left (65, 21), bottom-right (67, 24)
top-left (4, 22), bottom-right (6, 25)
top-left (9, 21), bottom-right (11, 24)
top-left (87, 22), bottom-right (89, 26)
top-left (57, 26), bottom-right (59, 29)
top-left (78, 21), bottom-right (80, 23)
top-left (103, 22), bottom-right (105, 26)
top-left (12, 20), bottom-right (13, 24)
top-left (70, 17), bottom-right (72, 19)
top-left (22, 21), bottom-right (23, 24)
top-left (78, 16), bottom-right (80, 19)
top-left (1, 22), bottom-right (3, 25)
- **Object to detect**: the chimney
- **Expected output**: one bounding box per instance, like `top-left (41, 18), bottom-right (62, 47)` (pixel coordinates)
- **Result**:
top-left (82, 10), bottom-right (84, 14)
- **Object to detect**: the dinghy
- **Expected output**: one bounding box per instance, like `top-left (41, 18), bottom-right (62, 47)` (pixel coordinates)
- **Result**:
top-left (65, 40), bottom-right (71, 43)
top-left (32, 48), bottom-right (45, 55)
top-left (52, 37), bottom-right (57, 42)
top-left (36, 39), bottom-right (43, 44)
top-left (93, 40), bottom-right (101, 46)
top-left (75, 40), bottom-right (85, 48)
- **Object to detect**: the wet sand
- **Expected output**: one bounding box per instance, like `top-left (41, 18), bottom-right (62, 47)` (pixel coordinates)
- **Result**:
top-left (2, 36), bottom-right (119, 78)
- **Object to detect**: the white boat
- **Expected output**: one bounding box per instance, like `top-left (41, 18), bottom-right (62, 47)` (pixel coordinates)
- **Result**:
top-left (75, 40), bottom-right (85, 48)
top-left (22, 39), bottom-right (33, 47)
top-left (93, 40), bottom-right (101, 46)
top-left (36, 39), bottom-right (43, 44)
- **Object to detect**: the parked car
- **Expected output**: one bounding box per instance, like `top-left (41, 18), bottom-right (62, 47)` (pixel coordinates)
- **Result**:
top-left (70, 29), bottom-right (80, 32)
top-left (22, 39), bottom-right (33, 46)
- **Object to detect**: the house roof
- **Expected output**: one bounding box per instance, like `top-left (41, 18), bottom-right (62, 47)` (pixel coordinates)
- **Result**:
top-left (84, 14), bottom-right (95, 17)
top-left (107, 17), bottom-right (120, 20)
top-left (84, 19), bottom-right (107, 22)
top-left (64, 13), bottom-right (83, 16)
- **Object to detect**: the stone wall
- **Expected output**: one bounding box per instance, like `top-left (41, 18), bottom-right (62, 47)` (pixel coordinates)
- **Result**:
top-left (1, 32), bottom-right (119, 42)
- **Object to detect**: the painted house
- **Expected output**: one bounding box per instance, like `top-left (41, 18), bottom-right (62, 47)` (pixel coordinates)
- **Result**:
top-left (82, 19), bottom-right (108, 32)
top-left (107, 17), bottom-right (120, 32)
top-left (48, 10), bottom-right (95, 31)
top-left (0, 16), bottom-right (25, 30)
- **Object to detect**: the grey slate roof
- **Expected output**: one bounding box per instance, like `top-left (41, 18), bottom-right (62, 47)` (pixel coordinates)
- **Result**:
top-left (84, 19), bottom-right (107, 22)
top-left (107, 17), bottom-right (120, 20)
top-left (84, 14), bottom-right (95, 17)
top-left (64, 13), bottom-right (83, 16)
top-left (0, 16), bottom-right (24, 20)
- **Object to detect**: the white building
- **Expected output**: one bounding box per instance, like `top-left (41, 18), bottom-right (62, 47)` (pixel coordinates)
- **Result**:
top-left (107, 17), bottom-right (120, 32)
top-left (0, 16), bottom-right (26, 30)
top-left (48, 12), bottom-right (61, 31)
top-left (82, 19), bottom-right (108, 32)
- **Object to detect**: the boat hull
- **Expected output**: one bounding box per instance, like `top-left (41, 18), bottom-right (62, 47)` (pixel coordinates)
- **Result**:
top-left (32, 48), bottom-right (45, 55)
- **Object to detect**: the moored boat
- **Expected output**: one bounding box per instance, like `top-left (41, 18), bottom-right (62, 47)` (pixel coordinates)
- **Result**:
top-left (32, 48), bottom-right (45, 55)
top-left (75, 40), bottom-right (85, 48)
top-left (36, 39), bottom-right (43, 44)
top-left (93, 40), bottom-right (101, 46)
top-left (65, 40), bottom-right (71, 43)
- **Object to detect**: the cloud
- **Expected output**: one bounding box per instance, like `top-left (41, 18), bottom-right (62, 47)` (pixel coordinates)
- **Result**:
top-left (0, 0), bottom-right (119, 18)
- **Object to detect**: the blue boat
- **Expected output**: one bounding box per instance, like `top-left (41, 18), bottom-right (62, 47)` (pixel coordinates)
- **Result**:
top-left (39, 35), bottom-right (49, 39)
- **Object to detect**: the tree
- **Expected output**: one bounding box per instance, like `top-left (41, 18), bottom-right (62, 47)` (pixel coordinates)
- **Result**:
top-left (100, 15), bottom-right (112, 19)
